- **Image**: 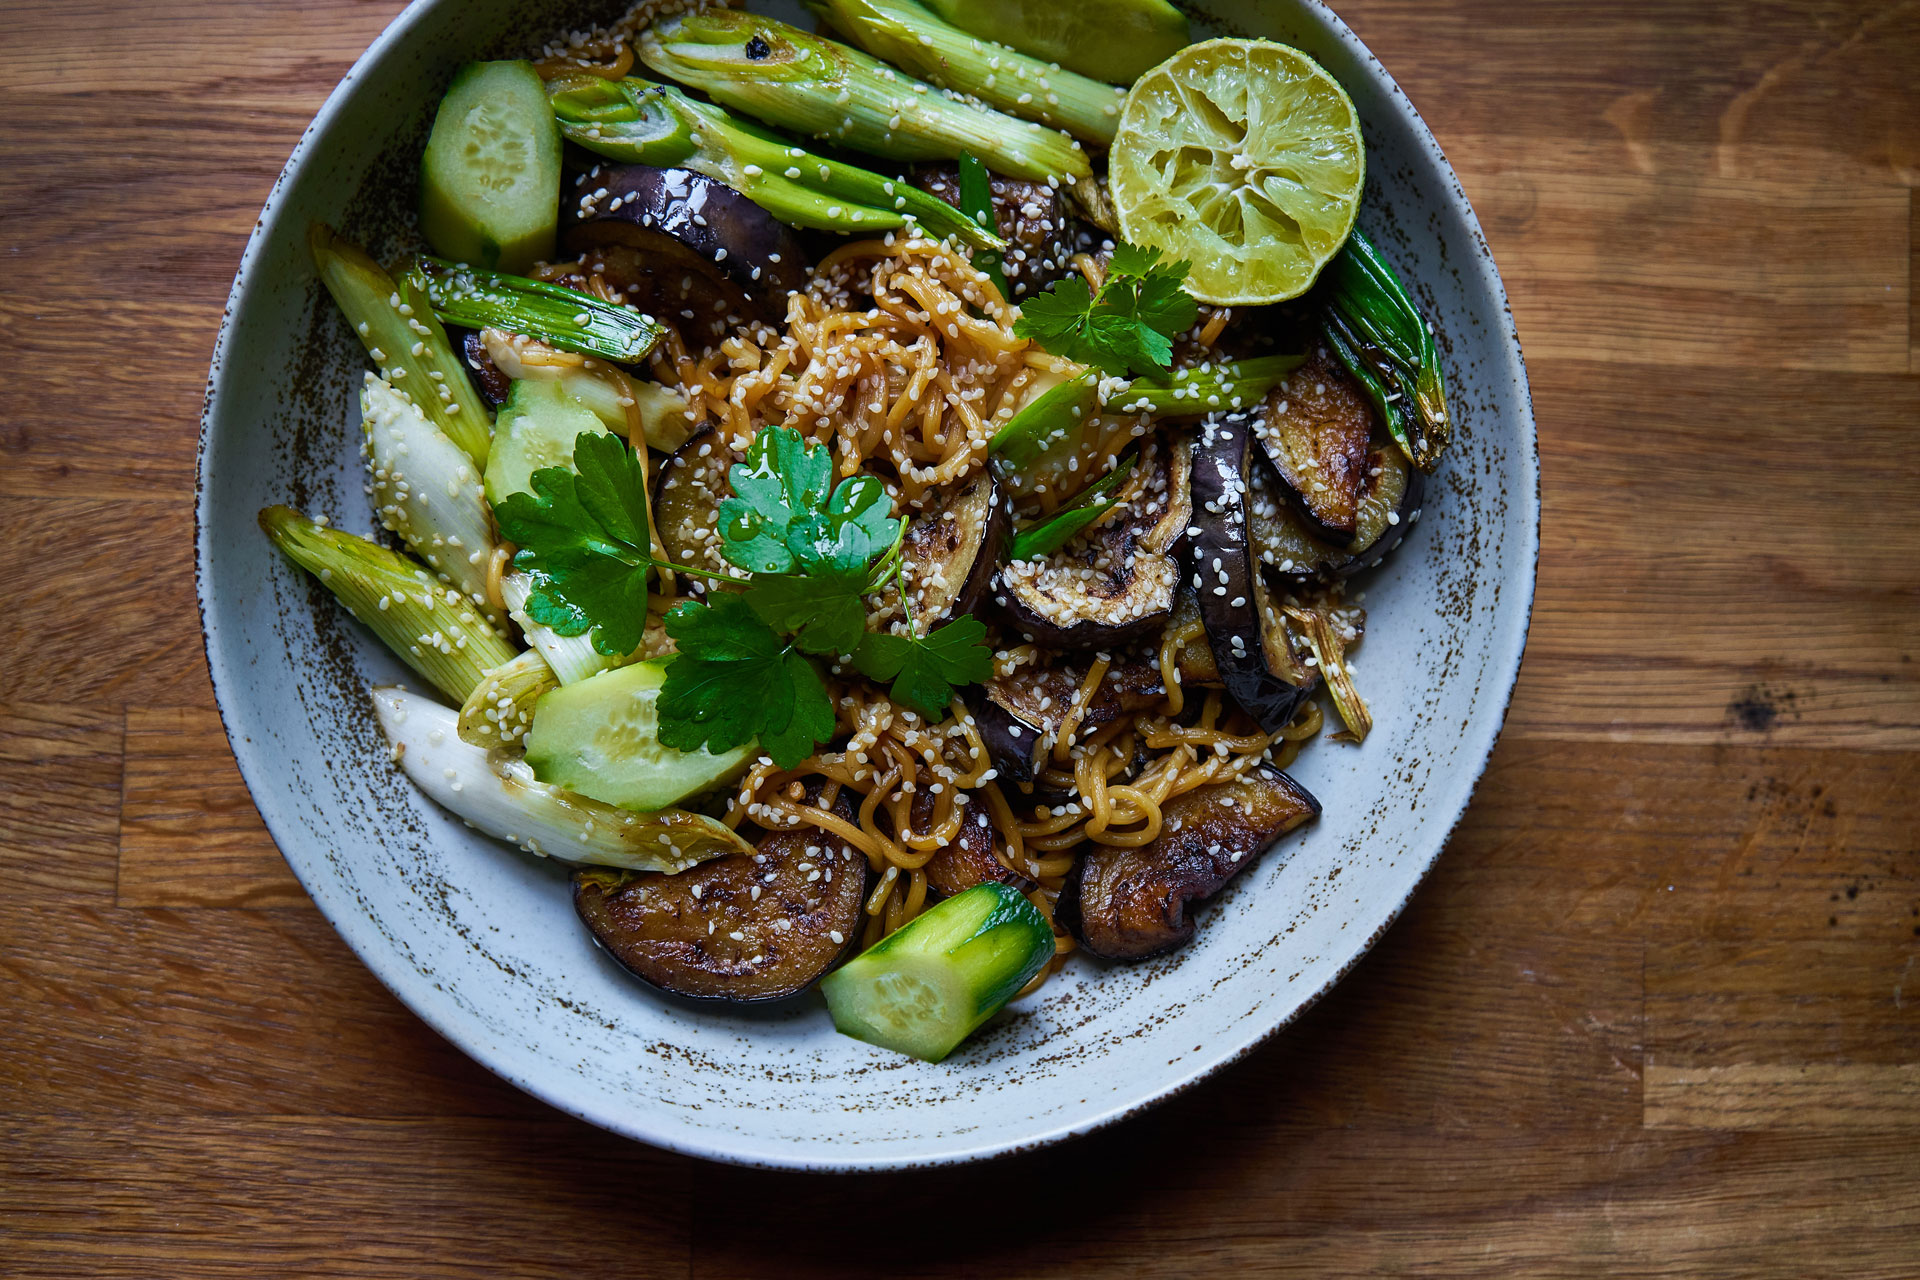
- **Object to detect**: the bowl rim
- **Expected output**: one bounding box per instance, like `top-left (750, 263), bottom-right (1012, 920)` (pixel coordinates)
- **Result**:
top-left (196, 0), bottom-right (1538, 1171)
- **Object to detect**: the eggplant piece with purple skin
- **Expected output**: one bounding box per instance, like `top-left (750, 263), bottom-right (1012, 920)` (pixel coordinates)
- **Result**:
top-left (892, 470), bottom-right (1011, 630)
top-left (1058, 765), bottom-right (1320, 961)
top-left (909, 163), bottom-right (1073, 299)
top-left (1161, 588), bottom-right (1225, 690)
top-left (1250, 349), bottom-right (1375, 547)
top-left (995, 434), bottom-right (1192, 649)
top-left (457, 329), bottom-right (513, 406)
top-left (912, 790), bottom-right (1034, 899)
top-left (1186, 416), bottom-right (1318, 733)
top-left (651, 426), bottom-right (735, 592)
top-left (1249, 436), bottom-right (1425, 583)
top-left (969, 659), bottom-right (1166, 785)
top-left (572, 792), bottom-right (870, 1003)
top-left (561, 164), bottom-right (811, 334)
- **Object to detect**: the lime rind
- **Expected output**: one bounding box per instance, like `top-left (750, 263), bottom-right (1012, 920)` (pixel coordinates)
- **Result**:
top-left (1111, 39), bottom-right (1364, 305)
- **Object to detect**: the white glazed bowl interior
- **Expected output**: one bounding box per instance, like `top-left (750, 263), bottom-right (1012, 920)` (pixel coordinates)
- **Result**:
top-left (198, 0), bottom-right (1537, 1170)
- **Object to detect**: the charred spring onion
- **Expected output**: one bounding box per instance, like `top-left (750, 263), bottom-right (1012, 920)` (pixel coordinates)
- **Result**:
top-left (547, 74), bottom-right (1003, 250)
top-left (373, 688), bottom-right (756, 872)
top-left (991, 355), bottom-right (1307, 471)
top-left (406, 257), bottom-right (662, 363)
top-left (1317, 227), bottom-right (1451, 471)
top-left (639, 9), bottom-right (1090, 183)
top-left (457, 648), bottom-right (560, 750)
top-left (806, 0), bottom-right (1126, 146)
top-left (309, 225), bottom-right (493, 466)
top-left (260, 506), bottom-right (515, 703)
top-left (358, 373), bottom-right (503, 630)
top-left (1008, 452), bottom-right (1139, 561)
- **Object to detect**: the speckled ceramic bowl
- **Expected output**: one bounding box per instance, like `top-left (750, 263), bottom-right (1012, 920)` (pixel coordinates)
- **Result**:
top-left (197, 0), bottom-right (1536, 1170)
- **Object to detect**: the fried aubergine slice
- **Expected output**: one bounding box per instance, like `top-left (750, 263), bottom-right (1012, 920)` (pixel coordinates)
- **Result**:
top-left (1058, 765), bottom-right (1320, 960)
top-left (1249, 434), bottom-right (1424, 582)
top-left (573, 793), bottom-right (869, 1003)
top-left (651, 425), bottom-right (735, 594)
top-left (1188, 415), bottom-right (1319, 732)
top-left (912, 790), bottom-right (1035, 899)
top-left (1250, 348), bottom-right (1375, 546)
top-left (910, 163), bottom-right (1073, 299)
top-left (888, 469), bottom-right (1011, 630)
top-left (996, 434), bottom-right (1192, 649)
top-left (969, 658), bottom-right (1167, 784)
top-left (561, 163), bottom-right (812, 333)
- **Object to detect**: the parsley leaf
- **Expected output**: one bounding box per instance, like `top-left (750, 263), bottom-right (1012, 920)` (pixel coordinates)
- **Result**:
top-left (715, 426), bottom-right (899, 576)
top-left (851, 615), bottom-right (996, 721)
top-left (743, 568), bottom-right (870, 656)
top-left (1013, 241), bottom-right (1199, 378)
top-left (657, 594), bottom-right (837, 769)
top-left (493, 431), bottom-right (651, 657)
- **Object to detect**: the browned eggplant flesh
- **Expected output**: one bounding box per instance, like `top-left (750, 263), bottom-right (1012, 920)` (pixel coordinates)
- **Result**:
top-left (459, 329), bottom-right (512, 406)
top-left (1250, 349), bottom-right (1376, 546)
top-left (996, 434), bottom-right (1193, 649)
top-left (652, 426), bottom-right (735, 592)
top-left (573, 805), bottom-right (869, 1003)
top-left (971, 658), bottom-right (1168, 782)
top-left (912, 791), bottom-right (1034, 899)
top-left (888, 470), bottom-right (1011, 631)
top-left (1250, 434), bottom-right (1424, 582)
top-left (1060, 765), bottom-right (1320, 960)
top-left (561, 163), bottom-right (812, 337)
top-left (910, 164), bottom-right (1073, 299)
top-left (1161, 588), bottom-right (1224, 689)
top-left (1186, 417), bottom-right (1317, 732)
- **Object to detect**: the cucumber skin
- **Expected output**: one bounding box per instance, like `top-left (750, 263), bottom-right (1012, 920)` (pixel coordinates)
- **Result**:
top-left (524, 661), bottom-right (755, 812)
top-left (420, 61), bottom-right (561, 274)
top-left (822, 883), bottom-right (1054, 1061)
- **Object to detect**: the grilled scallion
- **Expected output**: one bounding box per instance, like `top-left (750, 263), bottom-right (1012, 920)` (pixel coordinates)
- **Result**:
top-left (807, 0), bottom-right (1125, 145)
top-left (358, 373), bottom-right (502, 629)
top-left (405, 257), bottom-right (661, 363)
top-left (1318, 228), bottom-right (1451, 471)
top-left (548, 74), bottom-right (1001, 250)
top-left (639, 9), bottom-right (1090, 183)
top-left (500, 570), bottom-right (622, 686)
top-left (1009, 453), bottom-right (1139, 561)
top-left (457, 648), bottom-right (559, 750)
top-left (990, 356), bottom-right (1306, 471)
top-left (1284, 603), bottom-right (1372, 743)
top-left (260, 506), bottom-right (515, 703)
top-left (309, 225), bottom-right (493, 465)
top-left (373, 688), bottom-right (756, 872)
top-left (957, 152), bottom-right (1009, 297)
top-left (1110, 354), bottom-right (1308, 417)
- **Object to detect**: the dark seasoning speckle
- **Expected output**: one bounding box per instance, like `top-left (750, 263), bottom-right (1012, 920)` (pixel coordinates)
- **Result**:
top-left (197, 0), bottom-right (1538, 1168)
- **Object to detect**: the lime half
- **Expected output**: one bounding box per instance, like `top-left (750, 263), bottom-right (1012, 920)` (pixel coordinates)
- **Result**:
top-left (1111, 39), bottom-right (1364, 305)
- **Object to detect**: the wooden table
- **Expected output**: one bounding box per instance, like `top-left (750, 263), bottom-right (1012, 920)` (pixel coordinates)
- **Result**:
top-left (3, 1), bottom-right (1916, 1274)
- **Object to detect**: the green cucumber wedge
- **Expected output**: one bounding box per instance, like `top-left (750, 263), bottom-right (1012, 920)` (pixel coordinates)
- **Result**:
top-left (822, 883), bottom-right (1053, 1062)
top-left (420, 60), bottom-right (562, 273)
top-left (483, 377), bottom-right (611, 507)
top-left (524, 660), bottom-right (755, 811)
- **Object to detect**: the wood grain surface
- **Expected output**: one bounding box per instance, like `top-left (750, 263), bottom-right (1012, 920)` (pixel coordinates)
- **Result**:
top-left (2, 1), bottom-right (1916, 1275)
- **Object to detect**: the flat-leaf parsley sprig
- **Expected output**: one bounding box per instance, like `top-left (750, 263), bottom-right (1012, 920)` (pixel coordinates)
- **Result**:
top-left (1013, 241), bottom-right (1199, 378)
top-left (492, 430), bottom-right (717, 658)
top-left (658, 426), bottom-right (995, 765)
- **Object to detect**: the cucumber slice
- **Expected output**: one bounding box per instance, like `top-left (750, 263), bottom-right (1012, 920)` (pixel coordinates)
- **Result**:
top-left (483, 377), bottom-right (610, 506)
top-left (821, 883), bottom-right (1053, 1062)
top-left (420, 61), bottom-right (561, 274)
top-left (524, 660), bottom-right (755, 811)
